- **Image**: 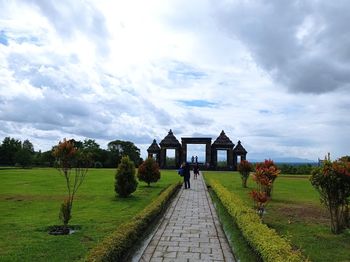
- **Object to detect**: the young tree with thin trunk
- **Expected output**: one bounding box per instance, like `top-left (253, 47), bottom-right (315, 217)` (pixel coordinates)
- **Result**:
top-left (237, 160), bottom-right (252, 188)
top-left (52, 139), bottom-right (90, 233)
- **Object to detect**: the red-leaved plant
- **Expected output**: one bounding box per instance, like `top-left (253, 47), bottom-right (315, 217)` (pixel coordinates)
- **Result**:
top-left (250, 190), bottom-right (269, 219)
top-left (252, 159), bottom-right (280, 197)
top-left (250, 159), bottom-right (280, 219)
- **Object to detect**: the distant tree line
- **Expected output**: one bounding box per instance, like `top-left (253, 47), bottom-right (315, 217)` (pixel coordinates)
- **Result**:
top-left (248, 162), bottom-right (316, 175)
top-left (276, 163), bottom-right (315, 175)
top-left (0, 137), bottom-right (142, 168)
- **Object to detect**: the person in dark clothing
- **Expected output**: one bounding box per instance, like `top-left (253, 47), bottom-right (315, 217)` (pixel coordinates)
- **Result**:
top-left (183, 162), bottom-right (191, 189)
top-left (193, 163), bottom-right (199, 180)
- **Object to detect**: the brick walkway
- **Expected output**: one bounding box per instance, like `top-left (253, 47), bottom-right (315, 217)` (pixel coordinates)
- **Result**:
top-left (138, 172), bottom-right (236, 262)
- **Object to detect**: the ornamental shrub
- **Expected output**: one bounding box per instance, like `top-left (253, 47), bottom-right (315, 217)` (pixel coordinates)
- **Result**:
top-left (86, 182), bottom-right (181, 261)
top-left (115, 156), bottom-right (138, 197)
top-left (238, 160), bottom-right (253, 188)
top-left (137, 157), bottom-right (161, 186)
top-left (310, 158), bottom-right (350, 234)
top-left (250, 190), bottom-right (269, 219)
top-left (208, 179), bottom-right (306, 262)
top-left (250, 159), bottom-right (280, 219)
top-left (252, 159), bottom-right (280, 197)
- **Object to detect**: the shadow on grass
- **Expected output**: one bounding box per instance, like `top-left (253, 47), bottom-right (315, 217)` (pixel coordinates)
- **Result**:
top-left (113, 194), bottom-right (141, 202)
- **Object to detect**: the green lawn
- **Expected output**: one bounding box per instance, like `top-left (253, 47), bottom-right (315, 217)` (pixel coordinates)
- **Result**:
top-left (0, 168), bottom-right (181, 262)
top-left (204, 171), bottom-right (350, 262)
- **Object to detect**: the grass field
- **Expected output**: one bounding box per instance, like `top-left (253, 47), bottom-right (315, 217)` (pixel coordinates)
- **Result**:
top-left (0, 168), bottom-right (181, 262)
top-left (204, 171), bottom-right (350, 262)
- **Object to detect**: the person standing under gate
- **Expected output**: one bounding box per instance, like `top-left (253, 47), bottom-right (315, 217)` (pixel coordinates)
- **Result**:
top-left (183, 162), bottom-right (191, 189)
top-left (193, 163), bottom-right (199, 180)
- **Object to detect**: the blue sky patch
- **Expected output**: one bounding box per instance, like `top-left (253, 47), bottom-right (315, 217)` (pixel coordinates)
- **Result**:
top-left (0, 31), bottom-right (9, 46)
top-left (16, 36), bottom-right (40, 45)
top-left (178, 99), bottom-right (217, 108)
top-left (259, 109), bottom-right (271, 114)
top-left (168, 61), bottom-right (207, 81)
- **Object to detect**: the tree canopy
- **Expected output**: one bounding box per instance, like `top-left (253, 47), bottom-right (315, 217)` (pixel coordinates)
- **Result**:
top-left (0, 137), bottom-right (143, 168)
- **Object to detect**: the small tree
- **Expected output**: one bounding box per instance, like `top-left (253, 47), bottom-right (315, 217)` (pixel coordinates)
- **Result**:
top-left (52, 139), bottom-right (90, 233)
top-left (238, 160), bottom-right (253, 188)
top-left (137, 157), bottom-right (161, 186)
top-left (250, 159), bottom-right (280, 219)
top-left (250, 190), bottom-right (269, 219)
top-left (310, 159), bottom-right (350, 234)
top-left (252, 159), bottom-right (280, 197)
top-left (115, 156), bottom-right (138, 197)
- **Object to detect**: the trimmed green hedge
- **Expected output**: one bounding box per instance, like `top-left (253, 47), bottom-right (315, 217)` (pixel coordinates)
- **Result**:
top-left (86, 182), bottom-right (182, 261)
top-left (207, 179), bottom-right (307, 262)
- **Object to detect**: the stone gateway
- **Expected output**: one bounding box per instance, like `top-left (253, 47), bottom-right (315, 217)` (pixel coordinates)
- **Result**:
top-left (147, 130), bottom-right (247, 171)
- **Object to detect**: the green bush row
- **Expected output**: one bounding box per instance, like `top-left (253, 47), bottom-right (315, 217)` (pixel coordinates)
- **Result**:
top-left (86, 182), bottom-right (182, 262)
top-left (207, 179), bottom-right (307, 262)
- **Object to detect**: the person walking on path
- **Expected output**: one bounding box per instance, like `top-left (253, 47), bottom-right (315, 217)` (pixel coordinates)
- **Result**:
top-left (183, 162), bottom-right (191, 189)
top-left (193, 163), bottom-right (199, 180)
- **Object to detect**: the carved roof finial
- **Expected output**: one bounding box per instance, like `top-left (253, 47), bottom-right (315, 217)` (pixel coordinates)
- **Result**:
top-left (147, 139), bottom-right (160, 152)
top-left (160, 129), bottom-right (180, 147)
top-left (233, 140), bottom-right (247, 154)
top-left (212, 130), bottom-right (234, 147)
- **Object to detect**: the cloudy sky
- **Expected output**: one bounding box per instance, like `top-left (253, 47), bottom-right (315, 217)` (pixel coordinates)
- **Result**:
top-left (0, 0), bottom-right (349, 161)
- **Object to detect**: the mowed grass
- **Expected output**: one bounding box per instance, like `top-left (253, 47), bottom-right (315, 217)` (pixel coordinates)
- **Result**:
top-left (0, 168), bottom-right (181, 262)
top-left (204, 171), bottom-right (350, 262)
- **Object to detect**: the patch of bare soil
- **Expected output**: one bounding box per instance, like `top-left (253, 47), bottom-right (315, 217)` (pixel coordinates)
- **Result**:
top-left (273, 203), bottom-right (329, 225)
top-left (1, 194), bottom-right (65, 201)
top-left (1, 194), bottom-right (93, 201)
top-left (48, 225), bottom-right (81, 235)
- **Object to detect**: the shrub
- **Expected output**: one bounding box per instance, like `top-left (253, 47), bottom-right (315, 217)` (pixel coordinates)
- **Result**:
top-left (115, 156), bottom-right (138, 197)
top-left (207, 179), bottom-right (306, 262)
top-left (137, 157), bottom-right (161, 186)
top-left (310, 159), bottom-right (350, 234)
top-left (86, 182), bottom-right (181, 261)
top-left (249, 160), bottom-right (280, 219)
top-left (250, 190), bottom-right (269, 219)
top-left (238, 160), bottom-right (253, 188)
top-left (252, 159), bottom-right (280, 197)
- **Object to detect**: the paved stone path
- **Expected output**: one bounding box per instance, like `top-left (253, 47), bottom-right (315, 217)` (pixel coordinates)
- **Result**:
top-left (138, 172), bottom-right (236, 262)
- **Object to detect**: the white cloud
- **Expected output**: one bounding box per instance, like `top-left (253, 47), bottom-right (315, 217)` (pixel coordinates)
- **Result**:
top-left (0, 0), bottom-right (349, 161)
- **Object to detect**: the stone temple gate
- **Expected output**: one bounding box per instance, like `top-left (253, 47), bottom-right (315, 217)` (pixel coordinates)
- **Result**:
top-left (147, 130), bottom-right (247, 171)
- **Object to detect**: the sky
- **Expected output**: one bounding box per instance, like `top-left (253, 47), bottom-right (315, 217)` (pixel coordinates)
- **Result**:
top-left (0, 0), bottom-right (349, 161)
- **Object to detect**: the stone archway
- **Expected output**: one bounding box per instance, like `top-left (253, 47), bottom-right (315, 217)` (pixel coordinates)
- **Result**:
top-left (147, 129), bottom-right (248, 171)
top-left (181, 137), bottom-right (212, 168)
